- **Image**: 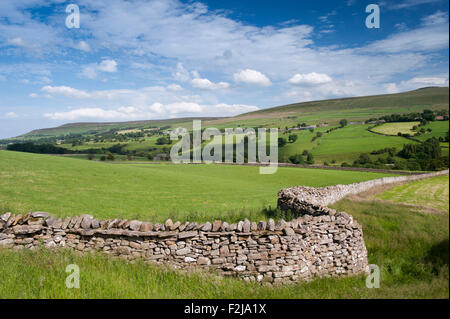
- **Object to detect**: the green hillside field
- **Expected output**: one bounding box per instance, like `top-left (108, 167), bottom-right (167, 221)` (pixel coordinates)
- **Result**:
top-left (371, 122), bottom-right (420, 136)
top-left (4, 87), bottom-right (448, 143)
top-left (0, 150), bottom-right (396, 223)
top-left (377, 174), bottom-right (449, 212)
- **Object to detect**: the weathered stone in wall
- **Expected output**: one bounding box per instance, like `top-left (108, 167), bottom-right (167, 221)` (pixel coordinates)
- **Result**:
top-left (31, 212), bottom-right (50, 219)
top-left (81, 215), bottom-right (93, 229)
top-left (178, 231), bottom-right (198, 239)
top-left (129, 220), bottom-right (142, 231)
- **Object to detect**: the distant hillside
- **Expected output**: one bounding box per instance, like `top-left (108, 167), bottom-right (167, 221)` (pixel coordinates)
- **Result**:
top-left (4, 87), bottom-right (448, 142)
top-left (241, 87), bottom-right (449, 116)
top-left (9, 117), bottom-right (221, 141)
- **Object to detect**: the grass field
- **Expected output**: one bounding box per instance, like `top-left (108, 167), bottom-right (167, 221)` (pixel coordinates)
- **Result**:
top-left (371, 122), bottom-right (420, 136)
top-left (377, 174), bottom-right (449, 212)
top-left (307, 124), bottom-right (412, 164)
top-left (58, 121), bottom-right (448, 166)
top-left (0, 150), bottom-right (396, 223)
top-left (1, 197), bottom-right (447, 298)
top-left (415, 121), bottom-right (449, 141)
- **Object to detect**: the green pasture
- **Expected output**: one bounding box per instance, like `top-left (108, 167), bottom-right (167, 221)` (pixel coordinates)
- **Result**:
top-left (371, 122), bottom-right (420, 136)
top-left (305, 124), bottom-right (412, 164)
top-left (415, 121), bottom-right (449, 141)
top-left (0, 150), bottom-right (396, 223)
top-left (377, 174), bottom-right (449, 212)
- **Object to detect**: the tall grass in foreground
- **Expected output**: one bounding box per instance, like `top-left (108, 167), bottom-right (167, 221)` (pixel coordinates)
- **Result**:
top-left (1, 200), bottom-right (448, 299)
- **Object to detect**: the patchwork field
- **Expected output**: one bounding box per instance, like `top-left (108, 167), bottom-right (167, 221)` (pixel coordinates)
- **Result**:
top-left (371, 122), bottom-right (420, 136)
top-left (415, 121), bottom-right (449, 142)
top-left (377, 174), bottom-right (449, 212)
top-left (304, 124), bottom-right (412, 164)
top-left (0, 150), bottom-right (396, 223)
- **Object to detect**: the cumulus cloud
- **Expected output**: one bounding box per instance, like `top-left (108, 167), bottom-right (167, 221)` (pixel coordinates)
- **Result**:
top-left (288, 72), bottom-right (332, 86)
top-left (44, 103), bottom-right (259, 121)
top-left (81, 59), bottom-right (118, 79)
top-left (190, 78), bottom-right (229, 90)
top-left (97, 59), bottom-right (118, 72)
top-left (74, 40), bottom-right (91, 52)
top-left (233, 69), bottom-right (272, 87)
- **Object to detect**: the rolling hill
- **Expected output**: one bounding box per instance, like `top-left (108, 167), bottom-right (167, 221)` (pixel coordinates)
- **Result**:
top-left (3, 86), bottom-right (448, 142)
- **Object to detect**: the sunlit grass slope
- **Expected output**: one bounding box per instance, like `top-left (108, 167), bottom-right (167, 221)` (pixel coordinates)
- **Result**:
top-left (0, 150), bottom-right (396, 222)
top-left (377, 174), bottom-right (449, 212)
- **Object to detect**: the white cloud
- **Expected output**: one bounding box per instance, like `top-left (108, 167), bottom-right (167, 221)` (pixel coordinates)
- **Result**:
top-left (5, 112), bottom-right (18, 119)
top-left (421, 11), bottom-right (449, 26)
top-left (384, 83), bottom-right (400, 94)
top-left (409, 76), bottom-right (448, 85)
top-left (38, 84), bottom-right (261, 121)
top-left (284, 80), bottom-right (365, 102)
top-left (233, 69), bottom-right (272, 87)
top-left (97, 59), bottom-right (118, 73)
top-left (363, 12), bottom-right (448, 53)
top-left (41, 86), bottom-right (91, 98)
top-left (384, 75), bottom-right (449, 93)
top-left (173, 63), bottom-right (190, 82)
top-left (43, 103), bottom-right (259, 121)
top-left (8, 37), bottom-right (25, 46)
top-left (74, 40), bottom-right (91, 52)
top-left (190, 78), bottom-right (229, 90)
top-left (288, 72), bottom-right (332, 86)
top-left (388, 0), bottom-right (441, 10)
top-left (167, 84), bottom-right (183, 91)
top-left (318, 10), bottom-right (337, 23)
top-left (81, 59), bottom-right (118, 79)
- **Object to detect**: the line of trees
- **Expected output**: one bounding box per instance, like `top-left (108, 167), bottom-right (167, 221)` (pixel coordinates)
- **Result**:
top-left (348, 137), bottom-right (448, 171)
top-left (6, 142), bottom-right (71, 154)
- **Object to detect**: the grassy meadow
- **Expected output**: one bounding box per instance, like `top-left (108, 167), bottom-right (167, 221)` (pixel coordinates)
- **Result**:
top-left (377, 174), bottom-right (449, 212)
top-left (371, 122), bottom-right (420, 136)
top-left (301, 124), bottom-right (412, 164)
top-left (0, 150), bottom-right (396, 223)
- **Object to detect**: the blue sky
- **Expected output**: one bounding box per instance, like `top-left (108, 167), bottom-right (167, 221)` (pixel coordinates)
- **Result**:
top-left (0, 0), bottom-right (448, 139)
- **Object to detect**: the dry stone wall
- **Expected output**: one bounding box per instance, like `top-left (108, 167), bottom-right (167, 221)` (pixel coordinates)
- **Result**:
top-left (0, 209), bottom-right (368, 284)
